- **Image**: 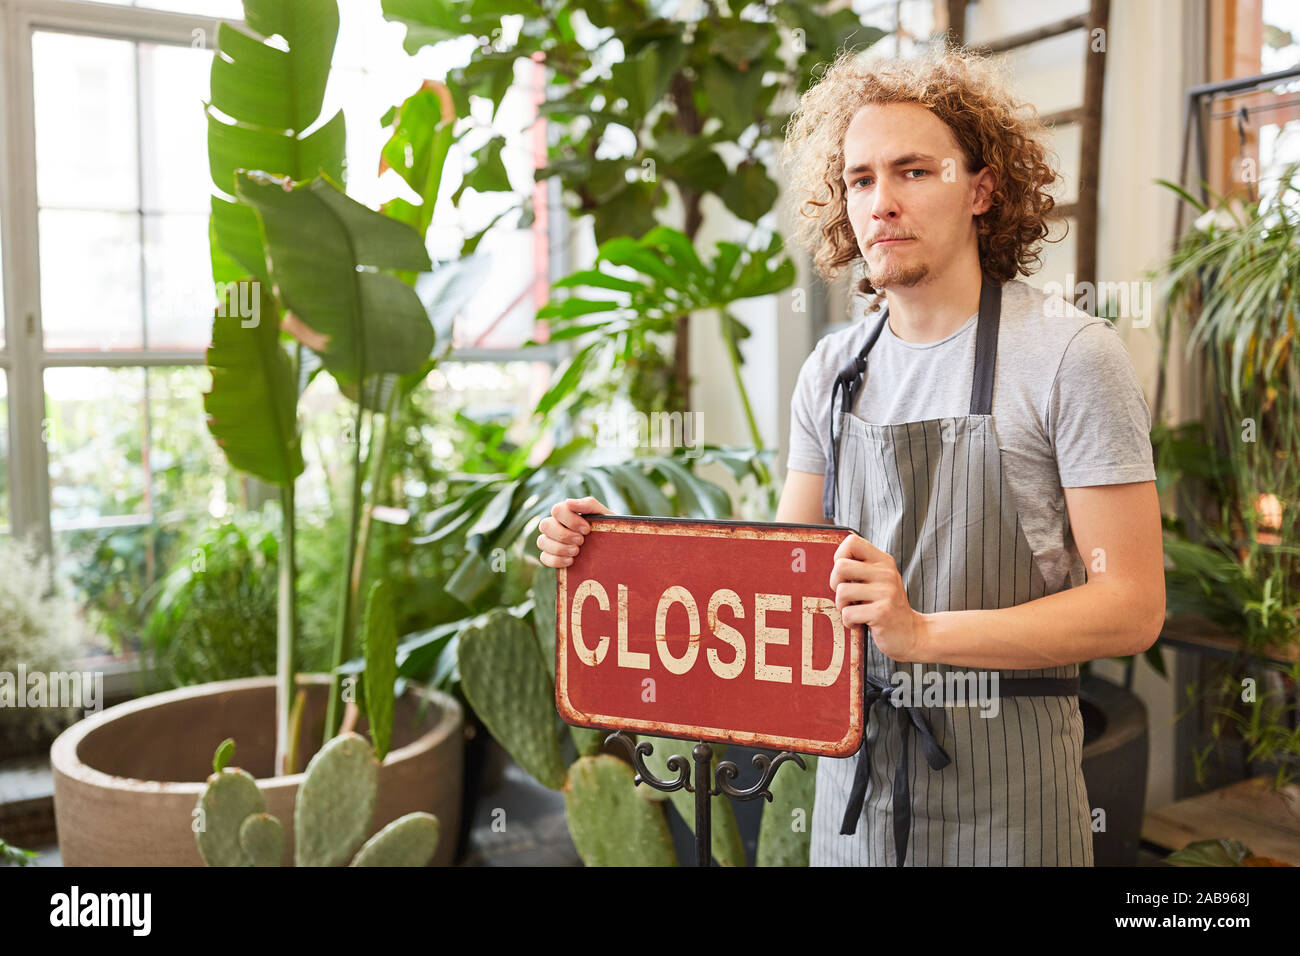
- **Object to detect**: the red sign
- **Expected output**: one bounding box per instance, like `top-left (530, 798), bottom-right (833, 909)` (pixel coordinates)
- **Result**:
top-left (555, 515), bottom-right (865, 757)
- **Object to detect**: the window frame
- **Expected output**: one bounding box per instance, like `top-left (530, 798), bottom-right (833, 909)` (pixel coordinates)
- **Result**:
top-left (0, 0), bottom-right (572, 651)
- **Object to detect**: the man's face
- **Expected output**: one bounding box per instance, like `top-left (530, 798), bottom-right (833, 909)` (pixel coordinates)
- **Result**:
top-left (840, 101), bottom-right (993, 289)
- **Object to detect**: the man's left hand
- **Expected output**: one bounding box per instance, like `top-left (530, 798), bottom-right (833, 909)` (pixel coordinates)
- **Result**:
top-left (829, 532), bottom-right (926, 662)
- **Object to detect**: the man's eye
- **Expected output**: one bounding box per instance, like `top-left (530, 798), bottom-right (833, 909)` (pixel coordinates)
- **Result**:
top-left (906, 169), bottom-right (927, 178)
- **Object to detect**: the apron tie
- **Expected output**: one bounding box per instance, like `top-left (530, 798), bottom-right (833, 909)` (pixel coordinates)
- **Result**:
top-left (839, 671), bottom-right (1082, 866)
top-left (839, 671), bottom-right (952, 865)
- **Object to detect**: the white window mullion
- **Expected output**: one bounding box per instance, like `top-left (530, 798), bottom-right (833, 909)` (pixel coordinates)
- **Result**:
top-left (2, 2), bottom-right (51, 552)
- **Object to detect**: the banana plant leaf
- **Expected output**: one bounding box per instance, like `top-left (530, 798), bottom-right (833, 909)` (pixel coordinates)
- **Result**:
top-left (234, 172), bottom-right (435, 384)
top-left (361, 579), bottom-right (398, 760)
top-left (207, 0), bottom-right (344, 286)
top-left (203, 279), bottom-right (303, 485)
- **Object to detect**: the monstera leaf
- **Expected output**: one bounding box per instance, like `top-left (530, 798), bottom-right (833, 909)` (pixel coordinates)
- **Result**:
top-left (234, 172), bottom-right (435, 384)
top-left (530, 226), bottom-right (795, 423)
top-left (207, 0), bottom-right (345, 287)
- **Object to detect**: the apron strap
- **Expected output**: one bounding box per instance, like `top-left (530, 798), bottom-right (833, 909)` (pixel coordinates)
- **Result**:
top-left (969, 276), bottom-right (1002, 415)
top-left (821, 309), bottom-right (888, 523)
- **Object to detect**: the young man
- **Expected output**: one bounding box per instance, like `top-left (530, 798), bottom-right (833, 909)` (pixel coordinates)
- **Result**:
top-left (539, 44), bottom-right (1164, 866)
top-left (774, 44), bottom-right (1164, 866)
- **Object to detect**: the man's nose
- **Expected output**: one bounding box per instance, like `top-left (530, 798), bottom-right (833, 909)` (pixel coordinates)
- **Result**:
top-left (871, 180), bottom-right (900, 220)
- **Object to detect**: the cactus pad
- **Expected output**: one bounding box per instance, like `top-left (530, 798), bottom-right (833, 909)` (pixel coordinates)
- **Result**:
top-left (563, 754), bottom-right (677, 866)
top-left (294, 732), bottom-right (379, 866)
top-left (349, 812), bottom-right (441, 867)
top-left (757, 754), bottom-right (817, 866)
top-left (458, 609), bottom-right (567, 789)
top-left (195, 768), bottom-right (265, 867)
top-left (238, 813), bottom-right (284, 867)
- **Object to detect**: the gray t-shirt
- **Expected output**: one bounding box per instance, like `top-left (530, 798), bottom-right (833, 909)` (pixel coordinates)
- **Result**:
top-left (787, 277), bottom-right (1156, 593)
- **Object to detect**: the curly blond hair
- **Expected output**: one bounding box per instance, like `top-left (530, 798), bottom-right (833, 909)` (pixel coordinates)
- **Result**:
top-left (780, 42), bottom-right (1062, 299)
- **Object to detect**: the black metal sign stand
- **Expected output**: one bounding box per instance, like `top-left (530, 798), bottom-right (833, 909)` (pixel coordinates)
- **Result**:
top-left (606, 731), bottom-right (806, 867)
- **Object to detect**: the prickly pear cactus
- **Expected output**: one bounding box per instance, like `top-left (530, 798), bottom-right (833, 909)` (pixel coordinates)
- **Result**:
top-left (459, 609), bottom-right (567, 790)
top-left (349, 812), bottom-right (440, 867)
top-left (238, 813), bottom-right (284, 867)
top-left (563, 754), bottom-right (678, 866)
top-left (195, 767), bottom-right (266, 867)
top-left (194, 734), bottom-right (441, 867)
top-left (757, 754), bottom-right (818, 866)
top-left (569, 725), bottom-right (605, 758)
top-left (531, 563), bottom-right (557, 680)
top-left (294, 731), bottom-right (379, 867)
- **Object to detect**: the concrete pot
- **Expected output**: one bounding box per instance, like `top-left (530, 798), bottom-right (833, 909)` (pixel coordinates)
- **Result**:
top-left (50, 674), bottom-right (463, 866)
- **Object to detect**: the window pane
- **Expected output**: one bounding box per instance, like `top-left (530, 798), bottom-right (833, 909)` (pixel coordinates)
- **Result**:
top-left (34, 32), bottom-right (213, 351)
top-left (39, 209), bottom-right (143, 350)
top-left (52, 365), bottom-right (245, 654)
top-left (45, 367), bottom-right (147, 528)
top-left (147, 366), bottom-right (236, 519)
top-left (33, 32), bottom-right (139, 212)
top-left (141, 43), bottom-right (211, 213)
top-left (1263, 0), bottom-right (1300, 73)
top-left (145, 212), bottom-right (215, 349)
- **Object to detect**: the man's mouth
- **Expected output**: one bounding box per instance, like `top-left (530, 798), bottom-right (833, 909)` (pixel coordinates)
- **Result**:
top-left (872, 237), bottom-right (912, 246)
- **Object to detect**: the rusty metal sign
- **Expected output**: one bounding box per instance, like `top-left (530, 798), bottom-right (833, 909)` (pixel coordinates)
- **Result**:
top-left (555, 515), bottom-right (865, 757)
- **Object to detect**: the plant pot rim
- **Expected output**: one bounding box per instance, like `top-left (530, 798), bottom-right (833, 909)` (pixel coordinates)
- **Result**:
top-left (50, 673), bottom-right (461, 795)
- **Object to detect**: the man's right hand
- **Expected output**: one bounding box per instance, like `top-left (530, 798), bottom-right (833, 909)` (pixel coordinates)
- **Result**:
top-left (537, 496), bottom-right (612, 568)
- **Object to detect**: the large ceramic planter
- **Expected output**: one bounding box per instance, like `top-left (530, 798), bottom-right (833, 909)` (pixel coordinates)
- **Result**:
top-left (1080, 673), bottom-right (1149, 866)
top-left (50, 674), bottom-right (463, 866)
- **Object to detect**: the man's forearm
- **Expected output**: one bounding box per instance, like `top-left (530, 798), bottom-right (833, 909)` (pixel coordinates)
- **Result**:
top-left (911, 579), bottom-right (1164, 670)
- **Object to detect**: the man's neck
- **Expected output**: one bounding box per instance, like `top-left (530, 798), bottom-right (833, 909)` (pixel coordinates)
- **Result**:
top-left (883, 262), bottom-right (985, 344)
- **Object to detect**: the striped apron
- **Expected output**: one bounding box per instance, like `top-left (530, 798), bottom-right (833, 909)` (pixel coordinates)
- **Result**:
top-left (808, 275), bottom-right (1094, 867)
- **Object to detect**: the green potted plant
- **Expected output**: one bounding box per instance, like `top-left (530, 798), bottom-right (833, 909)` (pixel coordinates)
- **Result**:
top-left (1149, 164), bottom-right (1300, 789)
top-left (50, 0), bottom-right (464, 866)
top-left (382, 0), bottom-right (885, 419)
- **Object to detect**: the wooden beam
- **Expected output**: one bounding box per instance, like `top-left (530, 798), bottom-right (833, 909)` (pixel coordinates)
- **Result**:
top-left (1074, 0), bottom-right (1110, 293)
top-left (969, 13), bottom-right (1089, 55)
top-left (944, 0), bottom-right (966, 47)
top-left (1040, 106), bottom-right (1085, 128)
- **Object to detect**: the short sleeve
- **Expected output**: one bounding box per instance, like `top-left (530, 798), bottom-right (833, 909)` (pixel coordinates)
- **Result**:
top-left (1046, 321), bottom-right (1157, 487)
top-left (787, 339), bottom-right (831, 474)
